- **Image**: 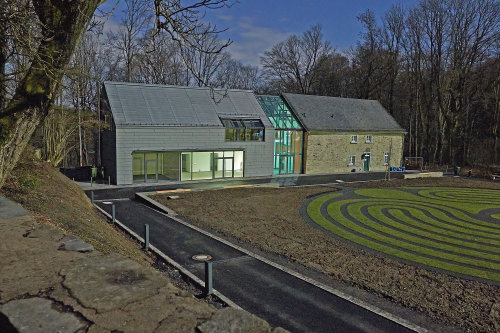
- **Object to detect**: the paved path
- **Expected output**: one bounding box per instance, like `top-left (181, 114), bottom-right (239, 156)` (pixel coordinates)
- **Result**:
top-left (89, 172), bottom-right (404, 200)
top-left (96, 198), bottom-right (415, 333)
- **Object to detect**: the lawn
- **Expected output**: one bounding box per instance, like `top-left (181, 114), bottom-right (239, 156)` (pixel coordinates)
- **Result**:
top-left (153, 177), bottom-right (500, 332)
top-left (306, 187), bottom-right (500, 282)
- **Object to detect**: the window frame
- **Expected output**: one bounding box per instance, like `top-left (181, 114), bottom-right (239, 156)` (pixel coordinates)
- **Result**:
top-left (222, 118), bottom-right (265, 142)
top-left (348, 155), bottom-right (356, 166)
top-left (365, 135), bottom-right (373, 143)
top-left (350, 135), bottom-right (358, 144)
top-left (384, 152), bottom-right (390, 165)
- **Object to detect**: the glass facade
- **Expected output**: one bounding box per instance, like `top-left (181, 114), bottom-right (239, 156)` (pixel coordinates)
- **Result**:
top-left (182, 150), bottom-right (244, 180)
top-left (256, 95), bottom-right (304, 175)
top-left (132, 151), bottom-right (180, 182)
top-left (133, 150), bottom-right (244, 183)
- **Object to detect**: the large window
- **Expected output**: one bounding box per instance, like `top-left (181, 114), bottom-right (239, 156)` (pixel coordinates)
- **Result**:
top-left (132, 151), bottom-right (180, 183)
top-left (222, 119), bottom-right (264, 142)
top-left (256, 95), bottom-right (304, 175)
top-left (181, 150), bottom-right (244, 181)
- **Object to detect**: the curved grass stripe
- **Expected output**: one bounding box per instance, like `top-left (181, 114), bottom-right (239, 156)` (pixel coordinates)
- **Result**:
top-left (338, 199), bottom-right (499, 241)
top-left (339, 202), bottom-right (499, 270)
top-left (393, 207), bottom-right (500, 247)
top-left (386, 208), bottom-right (500, 251)
top-left (404, 208), bottom-right (500, 243)
top-left (306, 194), bottom-right (500, 282)
top-left (417, 188), bottom-right (500, 204)
top-left (493, 214), bottom-right (500, 220)
top-left (364, 206), bottom-right (500, 259)
top-left (355, 189), bottom-right (500, 230)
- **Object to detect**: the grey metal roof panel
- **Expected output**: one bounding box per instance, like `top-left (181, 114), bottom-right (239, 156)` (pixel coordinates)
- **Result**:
top-left (281, 93), bottom-right (404, 133)
top-left (103, 82), bottom-right (270, 127)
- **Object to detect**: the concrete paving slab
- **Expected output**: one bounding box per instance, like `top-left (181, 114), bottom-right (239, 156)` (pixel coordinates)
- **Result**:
top-left (0, 297), bottom-right (87, 333)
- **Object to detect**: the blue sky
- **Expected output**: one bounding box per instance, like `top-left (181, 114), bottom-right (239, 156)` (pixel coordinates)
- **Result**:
top-left (100, 0), bottom-right (419, 67)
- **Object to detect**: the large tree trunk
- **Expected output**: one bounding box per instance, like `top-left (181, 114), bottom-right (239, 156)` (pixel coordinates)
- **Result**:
top-left (0, 0), bottom-right (102, 188)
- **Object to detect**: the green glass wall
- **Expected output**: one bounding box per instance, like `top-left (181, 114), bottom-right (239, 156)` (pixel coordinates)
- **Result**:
top-left (256, 95), bottom-right (304, 174)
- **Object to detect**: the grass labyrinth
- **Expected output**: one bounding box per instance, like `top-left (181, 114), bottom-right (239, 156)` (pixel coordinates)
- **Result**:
top-left (306, 187), bottom-right (500, 282)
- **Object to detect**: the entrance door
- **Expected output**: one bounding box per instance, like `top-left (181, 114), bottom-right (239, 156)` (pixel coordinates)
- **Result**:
top-left (214, 157), bottom-right (233, 178)
top-left (363, 153), bottom-right (371, 171)
top-left (224, 157), bottom-right (233, 178)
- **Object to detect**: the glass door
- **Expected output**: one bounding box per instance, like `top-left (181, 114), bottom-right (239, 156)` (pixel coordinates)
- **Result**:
top-left (224, 157), bottom-right (234, 178)
top-left (145, 152), bottom-right (158, 182)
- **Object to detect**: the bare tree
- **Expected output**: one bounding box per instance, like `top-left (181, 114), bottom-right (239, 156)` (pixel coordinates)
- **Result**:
top-left (261, 25), bottom-right (331, 94)
top-left (0, 0), bottom-right (232, 188)
top-left (108, 0), bottom-right (153, 82)
top-left (214, 57), bottom-right (261, 91)
top-left (136, 32), bottom-right (187, 85)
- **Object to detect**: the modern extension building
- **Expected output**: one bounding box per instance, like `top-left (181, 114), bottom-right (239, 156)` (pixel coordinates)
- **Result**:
top-left (100, 82), bottom-right (274, 185)
top-left (100, 82), bottom-right (405, 185)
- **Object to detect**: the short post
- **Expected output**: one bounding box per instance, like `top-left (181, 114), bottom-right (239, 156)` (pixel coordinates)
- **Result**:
top-left (108, 176), bottom-right (111, 185)
top-left (144, 224), bottom-right (149, 251)
top-left (91, 191), bottom-right (94, 204)
top-left (112, 204), bottom-right (116, 224)
top-left (204, 260), bottom-right (213, 296)
top-left (90, 177), bottom-right (93, 187)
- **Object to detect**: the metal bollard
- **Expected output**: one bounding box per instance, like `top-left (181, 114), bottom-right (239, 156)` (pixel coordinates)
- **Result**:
top-left (90, 177), bottom-right (93, 187)
top-left (204, 261), bottom-right (213, 296)
top-left (91, 191), bottom-right (94, 204)
top-left (144, 224), bottom-right (149, 251)
top-left (108, 176), bottom-right (111, 185)
top-left (112, 204), bottom-right (116, 224)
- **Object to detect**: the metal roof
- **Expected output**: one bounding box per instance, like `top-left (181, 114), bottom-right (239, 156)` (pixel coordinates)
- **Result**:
top-left (103, 82), bottom-right (272, 127)
top-left (281, 93), bottom-right (405, 133)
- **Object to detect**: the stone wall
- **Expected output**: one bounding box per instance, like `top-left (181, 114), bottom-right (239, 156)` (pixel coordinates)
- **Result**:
top-left (304, 132), bottom-right (404, 174)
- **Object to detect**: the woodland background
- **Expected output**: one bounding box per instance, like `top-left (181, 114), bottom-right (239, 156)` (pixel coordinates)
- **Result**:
top-left (1, 0), bottom-right (498, 170)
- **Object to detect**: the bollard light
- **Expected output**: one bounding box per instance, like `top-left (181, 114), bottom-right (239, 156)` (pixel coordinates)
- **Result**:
top-left (144, 224), bottom-right (150, 251)
top-left (91, 191), bottom-right (94, 204)
top-left (112, 204), bottom-right (116, 224)
top-left (205, 261), bottom-right (213, 296)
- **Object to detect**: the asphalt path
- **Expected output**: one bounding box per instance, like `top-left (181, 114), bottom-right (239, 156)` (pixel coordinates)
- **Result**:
top-left (95, 198), bottom-right (415, 333)
top-left (90, 171), bottom-right (404, 200)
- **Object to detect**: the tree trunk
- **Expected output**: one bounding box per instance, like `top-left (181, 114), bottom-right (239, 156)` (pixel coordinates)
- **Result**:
top-left (0, 0), bottom-right (102, 188)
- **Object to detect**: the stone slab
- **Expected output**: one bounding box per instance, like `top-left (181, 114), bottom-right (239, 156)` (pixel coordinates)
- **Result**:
top-left (197, 308), bottom-right (271, 333)
top-left (61, 254), bottom-right (169, 312)
top-left (0, 196), bottom-right (29, 219)
top-left (0, 297), bottom-right (86, 333)
top-left (59, 235), bottom-right (94, 252)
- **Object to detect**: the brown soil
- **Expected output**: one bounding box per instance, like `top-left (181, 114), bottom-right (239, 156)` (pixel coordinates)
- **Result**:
top-left (1, 150), bottom-right (151, 263)
top-left (155, 177), bottom-right (500, 333)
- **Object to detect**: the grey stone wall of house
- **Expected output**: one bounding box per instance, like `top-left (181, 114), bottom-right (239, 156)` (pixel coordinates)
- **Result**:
top-left (101, 131), bottom-right (117, 184)
top-left (115, 126), bottom-right (275, 185)
top-left (304, 132), bottom-right (405, 174)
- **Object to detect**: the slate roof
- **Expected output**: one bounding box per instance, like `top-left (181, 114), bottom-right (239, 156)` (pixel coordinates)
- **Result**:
top-left (103, 82), bottom-right (272, 127)
top-left (281, 93), bottom-right (405, 133)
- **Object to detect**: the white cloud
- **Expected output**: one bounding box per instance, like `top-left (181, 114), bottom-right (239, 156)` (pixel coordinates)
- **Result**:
top-left (224, 17), bottom-right (294, 67)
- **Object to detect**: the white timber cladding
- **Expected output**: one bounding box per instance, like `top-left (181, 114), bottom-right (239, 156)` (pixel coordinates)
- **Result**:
top-left (115, 126), bottom-right (274, 184)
